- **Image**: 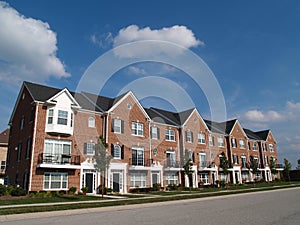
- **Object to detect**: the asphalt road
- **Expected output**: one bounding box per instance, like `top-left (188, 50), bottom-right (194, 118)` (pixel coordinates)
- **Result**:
top-left (1, 187), bottom-right (300, 225)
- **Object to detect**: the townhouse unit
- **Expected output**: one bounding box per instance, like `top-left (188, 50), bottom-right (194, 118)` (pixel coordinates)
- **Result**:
top-left (0, 128), bottom-right (9, 184)
top-left (5, 81), bottom-right (283, 194)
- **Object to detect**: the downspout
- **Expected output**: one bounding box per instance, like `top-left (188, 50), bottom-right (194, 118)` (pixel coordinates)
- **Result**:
top-left (28, 102), bottom-right (39, 191)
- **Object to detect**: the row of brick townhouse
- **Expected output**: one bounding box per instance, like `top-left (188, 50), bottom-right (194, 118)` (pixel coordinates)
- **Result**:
top-left (5, 81), bottom-right (283, 194)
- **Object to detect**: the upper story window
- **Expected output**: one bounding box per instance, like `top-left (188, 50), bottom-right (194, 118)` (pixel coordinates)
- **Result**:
top-left (209, 135), bottom-right (214, 146)
top-left (113, 144), bottom-right (121, 159)
top-left (252, 142), bottom-right (258, 150)
top-left (233, 155), bottom-right (239, 164)
top-left (84, 142), bottom-right (95, 155)
top-left (218, 137), bottom-right (224, 147)
top-left (151, 127), bottom-right (160, 139)
top-left (132, 122), bottom-right (144, 136)
top-left (231, 138), bottom-right (237, 148)
top-left (20, 116), bottom-right (25, 130)
top-left (262, 143), bottom-right (267, 151)
top-left (25, 137), bottom-right (32, 159)
top-left (185, 131), bottom-right (193, 143)
top-left (58, 110), bottom-right (68, 125)
top-left (239, 139), bottom-right (246, 149)
top-left (48, 109), bottom-right (54, 124)
top-left (88, 117), bottom-right (95, 128)
top-left (165, 129), bottom-right (175, 141)
top-left (269, 144), bottom-right (274, 152)
top-left (44, 139), bottom-right (71, 156)
top-left (198, 133), bottom-right (206, 144)
top-left (17, 143), bottom-right (22, 162)
top-left (112, 118), bottom-right (124, 133)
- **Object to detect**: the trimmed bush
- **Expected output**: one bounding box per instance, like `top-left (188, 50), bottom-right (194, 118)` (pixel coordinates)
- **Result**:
top-left (0, 184), bottom-right (7, 196)
top-left (68, 186), bottom-right (77, 195)
top-left (11, 187), bottom-right (26, 196)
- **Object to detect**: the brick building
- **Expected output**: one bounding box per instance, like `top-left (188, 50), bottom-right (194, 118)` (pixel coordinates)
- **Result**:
top-left (0, 128), bottom-right (9, 184)
top-left (5, 81), bottom-right (283, 193)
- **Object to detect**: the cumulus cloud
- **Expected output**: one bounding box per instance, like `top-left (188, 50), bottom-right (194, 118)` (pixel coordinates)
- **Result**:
top-left (127, 66), bottom-right (147, 75)
top-left (244, 109), bottom-right (284, 122)
top-left (112, 25), bottom-right (203, 58)
top-left (0, 2), bottom-right (69, 85)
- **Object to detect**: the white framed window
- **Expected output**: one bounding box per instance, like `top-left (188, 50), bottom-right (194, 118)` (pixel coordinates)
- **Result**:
top-left (57, 110), bottom-right (68, 125)
top-left (198, 133), bottom-right (206, 144)
top-left (199, 153), bottom-right (207, 168)
top-left (165, 129), bottom-right (175, 141)
top-left (239, 139), bottom-right (245, 149)
top-left (88, 117), bottom-right (95, 128)
top-left (252, 142), bottom-right (258, 150)
top-left (132, 122), bottom-right (144, 136)
top-left (231, 138), bottom-right (237, 148)
top-left (84, 142), bottom-right (95, 155)
top-left (130, 172), bottom-right (146, 188)
top-left (112, 118), bottom-right (123, 133)
top-left (262, 143), bottom-right (267, 151)
top-left (220, 172), bottom-right (227, 181)
top-left (185, 131), bottom-right (193, 143)
top-left (209, 135), bottom-right (214, 146)
top-left (166, 150), bottom-right (176, 167)
top-left (151, 127), bottom-right (159, 139)
top-left (113, 144), bottom-right (121, 159)
top-left (0, 161), bottom-right (6, 173)
top-left (218, 137), bottom-right (224, 147)
top-left (25, 137), bottom-right (32, 159)
top-left (166, 172), bottom-right (178, 185)
top-left (17, 143), bottom-right (22, 162)
top-left (44, 139), bottom-right (71, 163)
top-left (241, 156), bottom-right (247, 168)
top-left (233, 155), bottom-right (239, 164)
top-left (47, 108), bottom-right (54, 124)
top-left (44, 172), bottom-right (68, 190)
top-left (264, 155), bottom-right (269, 165)
top-left (132, 146), bottom-right (144, 166)
top-left (269, 144), bottom-right (274, 152)
top-left (199, 173), bottom-right (209, 184)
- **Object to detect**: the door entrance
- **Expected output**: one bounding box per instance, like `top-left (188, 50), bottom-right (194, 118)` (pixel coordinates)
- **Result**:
top-left (152, 173), bottom-right (158, 187)
top-left (85, 173), bottom-right (93, 193)
top-left (113, 173), bottom-right (120, 192)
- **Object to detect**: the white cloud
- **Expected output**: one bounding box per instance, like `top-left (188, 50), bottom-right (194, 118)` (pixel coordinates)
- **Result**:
top-left (127, 66), bottom-right (147, 75)
top-left (0, 2), bottom-right (69, 85)
top-left (113, 25), bottom-right (203, 58)
top-left (90, 32), bottom-right (113, 49)
top-left (244, 109), bottom-right (284, 123)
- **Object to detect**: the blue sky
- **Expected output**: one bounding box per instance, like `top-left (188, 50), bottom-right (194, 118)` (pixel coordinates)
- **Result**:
top-left (0, 0), bottom-right (300, 167)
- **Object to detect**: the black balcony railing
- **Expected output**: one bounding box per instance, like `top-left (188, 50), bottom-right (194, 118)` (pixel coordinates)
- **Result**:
top-left (199, 161), bottom-right (215, 168)
top-left (129, 158), bottom-right (153, 167)
top-left (38, 153), bottom-right (80, 165)
top-left (164, 160), bottom-right (181, 168)
top-left (276, 164), bottom-right (284, 169)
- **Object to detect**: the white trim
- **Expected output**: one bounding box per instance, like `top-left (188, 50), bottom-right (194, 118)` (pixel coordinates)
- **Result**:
top-left (28, 103), bottom-right (39, 191)
top-left (182, 108), bottom-right (210, 131)
top-left (46, 88), bottom-right (81, 109)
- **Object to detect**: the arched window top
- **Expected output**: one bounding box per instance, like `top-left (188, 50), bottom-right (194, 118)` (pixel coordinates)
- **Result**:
top-left (114, 144), bottom-right (121, 159)
top-left (88, 117), bottom-right (95, 128)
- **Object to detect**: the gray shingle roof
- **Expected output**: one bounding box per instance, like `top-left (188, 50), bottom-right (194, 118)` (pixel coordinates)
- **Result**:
top-left (243, 128), bottom-right (262, 140)
top-left (254, 130), bottom-right (270, 141)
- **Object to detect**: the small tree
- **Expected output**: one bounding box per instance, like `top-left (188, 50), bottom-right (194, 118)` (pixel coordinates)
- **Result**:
top-left (283, 158), bottom-right (292, 182)
top-left (296, 159), bottom-right (300, 170)
top-left (94, 136), bottom-right (112, 198)
top-left (219, 152), bottom-right (229, 188)
top-left (183, 160), bottom-right (194, 190)
top-left (269, 158), bottom-right (277, 180)
top-left (249, 155), bottom-right (258, 186)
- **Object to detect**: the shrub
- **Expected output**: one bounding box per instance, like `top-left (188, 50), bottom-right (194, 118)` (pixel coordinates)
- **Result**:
top-left (11, 186), bottom-right (26, 196)
top-left (6, 185), bottom-right (14, 195)
top-left (152, 183), bottom-right (161, 191)
top-left (36, 190), bottom-right (47, 198)
top-left (68, 186), bottom-right (77, 195)
top-left (130, 187), bottom-right (152, 193)
top-left (50, 191), bottom-right (59, 197)
top-left (59, 190), bottom-right (67, 195)
top-left (0, 184), bottom-right (7, 196)
top-left (167, 184), bottom-right (178, 191)
top-left (29, 191), bottom-right (38, 198)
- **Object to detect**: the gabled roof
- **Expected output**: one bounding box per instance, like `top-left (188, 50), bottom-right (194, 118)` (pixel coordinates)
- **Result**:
top-left (204, 119), bottom-right (227, 135)
top-left (177, 108), bottom-right (195, 125)
top-left (147, 107), bottom-right (180, 126)
top-left (254, 130), bottom-right (270, 141)
top-left (0, 128), bottom-right (9, 145)
top-left (243, 128), bottom-right (262, 140)
top-left (218, 119), bottom-right (237, 135)
top-left (24, 81), bottom-right (62, 102)
top-left (81, 92), bottom-right (114, 112)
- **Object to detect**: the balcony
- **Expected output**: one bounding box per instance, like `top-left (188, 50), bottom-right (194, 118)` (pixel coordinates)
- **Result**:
top-left (129, 158), bottom-right (153, 167)
top-left (199, 161), bottom-right (216, 170)
top-left (37, 153), bottom-right (81, 169)
top-left (276, 164), bottom-right (284, 171)
top-left (164, 160), bottom-right (181, 168)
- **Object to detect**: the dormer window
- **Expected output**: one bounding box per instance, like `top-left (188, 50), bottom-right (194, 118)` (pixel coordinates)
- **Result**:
top-left (58, 110), bottom-right (68, 125)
